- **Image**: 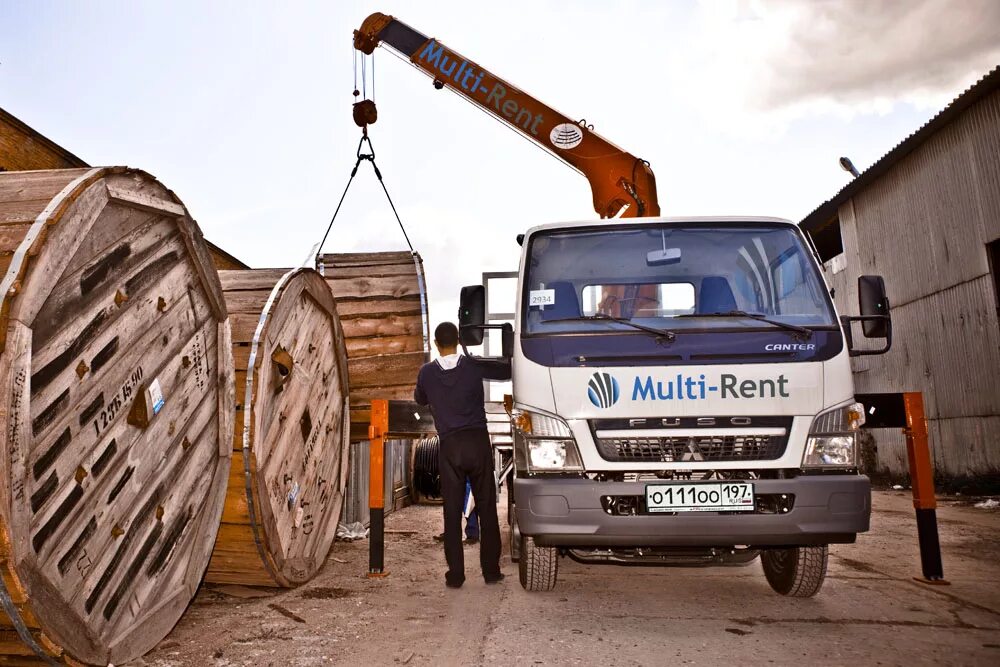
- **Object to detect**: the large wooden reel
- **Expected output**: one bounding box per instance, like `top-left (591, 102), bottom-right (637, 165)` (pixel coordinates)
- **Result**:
top-left (206, 269), bottom-right (350, 587)
top-left (0, 168), bottom-right (233, 664)
top-left (317, 251), bottom-right (430, 440)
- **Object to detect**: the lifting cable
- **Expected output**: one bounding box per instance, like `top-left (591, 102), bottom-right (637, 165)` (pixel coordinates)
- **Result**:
top-left (316, 50), bottom-right (413, 260)
top-left (315, 131), bottom-right (414, 258)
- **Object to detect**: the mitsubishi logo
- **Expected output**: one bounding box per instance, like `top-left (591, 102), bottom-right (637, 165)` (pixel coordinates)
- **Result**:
top-left (680, 438), bottom-right (705, 462)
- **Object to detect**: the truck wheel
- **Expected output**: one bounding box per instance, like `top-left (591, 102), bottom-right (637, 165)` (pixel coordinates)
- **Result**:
top-left (761, 545), bottom-right (828, 597)
top-left (518, 536), bottom-right (558, 591)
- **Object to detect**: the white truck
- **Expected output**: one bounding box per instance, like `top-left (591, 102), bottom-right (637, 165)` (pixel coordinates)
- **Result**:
top-left (459, 216), bottom-right (891, 596)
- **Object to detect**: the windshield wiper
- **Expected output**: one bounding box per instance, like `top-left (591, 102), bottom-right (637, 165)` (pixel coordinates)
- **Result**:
top-left (676, 310), bottom-right (813, 339)
top-left (541, 314), bottom-right (676, 343)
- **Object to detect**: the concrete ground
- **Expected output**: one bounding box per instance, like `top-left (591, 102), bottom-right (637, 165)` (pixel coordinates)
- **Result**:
top-left (138, 491), bottom-right (1000, 667)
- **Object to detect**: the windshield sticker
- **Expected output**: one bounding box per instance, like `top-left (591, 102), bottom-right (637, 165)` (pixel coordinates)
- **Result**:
top-left (529, 289), bottom-right (556, 307)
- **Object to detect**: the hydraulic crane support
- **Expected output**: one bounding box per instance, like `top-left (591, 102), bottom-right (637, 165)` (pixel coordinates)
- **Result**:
top-left (354, 12), bottom-right (659, 219)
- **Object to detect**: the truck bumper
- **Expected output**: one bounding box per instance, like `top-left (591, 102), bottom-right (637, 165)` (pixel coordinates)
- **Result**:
top-left (514, 475), bottom-right (870, 548)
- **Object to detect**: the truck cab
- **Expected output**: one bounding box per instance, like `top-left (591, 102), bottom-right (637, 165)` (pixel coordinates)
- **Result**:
top-left (460, 216), bottom-right (892, 596)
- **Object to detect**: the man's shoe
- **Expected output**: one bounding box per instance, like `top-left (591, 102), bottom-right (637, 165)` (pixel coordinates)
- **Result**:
top-left (484, 573), bottom-right (505, 585)
top-left (464, 536), bottom-right (479, 545)
top-left (433, 532), bottom-right (445, 542)
top-left (445, 580), bottom-right (463, 589)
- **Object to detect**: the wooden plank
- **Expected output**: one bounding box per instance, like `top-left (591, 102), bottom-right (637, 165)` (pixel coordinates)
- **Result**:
top-left (229, 312), bottom-right (263, 343)
top-left (318, 262), bottom-right (417, 278)
top-left (30, 223), bottom-right (184, 355)
top-left (219, 268), bottom-right (288, 292)
top-left (0, 199), bottom-right (52, 225)
top-left (334, 297), bottom-right (422, 319)
top-left (339, 314), bottom-right (424, 340)
top-left (324, 273), bottom-right (422, 300)
top-left (0, 170), bottom-right (87, 204)
top-left (0, 223), bottom-right (32, 254)
top-left (347, 352), bottom-right (427, 388)
top-left (350, 384), bottom-right (417, 406)
top-left (58, 205), bottom-right (158, 280)
top-left (344, 334), bottom-right (424, 358)
top-left (319, 251), bottom-right (414, 265)
top-left (221, 290), bottom-right (280, 315)
top-left (105, 184), bottom-right (185, 217)
top-left (3, 171), bottom-right (110, 331)
top-left (172, 200), bottom-right (227, 322)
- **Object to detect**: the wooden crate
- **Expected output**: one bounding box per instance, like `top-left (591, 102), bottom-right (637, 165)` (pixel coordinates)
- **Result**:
top-left (0, 168), bottom-right (234, 664)
top-left (317, 252), bottom-right (430, 440)
top-left (206, 268), bottom-right (350, 587)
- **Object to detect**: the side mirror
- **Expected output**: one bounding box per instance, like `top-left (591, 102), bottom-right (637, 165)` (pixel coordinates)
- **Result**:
top-left (458, 285), bottom-right (485, 346)
top-left (501, 323), bottom-right (514, 358)
top-left (858, 275), bottom-right (889, 338)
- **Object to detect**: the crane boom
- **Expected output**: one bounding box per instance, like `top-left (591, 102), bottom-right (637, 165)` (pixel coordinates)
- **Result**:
top-left (354, 12), bottom-right (659, 219)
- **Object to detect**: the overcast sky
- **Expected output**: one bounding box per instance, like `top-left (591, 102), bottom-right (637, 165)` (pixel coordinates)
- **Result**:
top-left (2, 0), bottom-right (998, 332)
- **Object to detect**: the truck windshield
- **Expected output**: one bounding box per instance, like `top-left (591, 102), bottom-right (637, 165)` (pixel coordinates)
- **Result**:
top-left (523, 224), bottom-right (837, 336)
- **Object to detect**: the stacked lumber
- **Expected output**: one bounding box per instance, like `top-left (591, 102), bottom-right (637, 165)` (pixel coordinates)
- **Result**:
top-left (0, 168), bottom-right (233, 664)
top-left (317, 252), bottom-right (430, 440)
top-left (206, 268), bottom-right (350, 587)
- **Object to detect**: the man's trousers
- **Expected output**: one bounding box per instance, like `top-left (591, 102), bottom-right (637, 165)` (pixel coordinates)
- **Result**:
top-left (438, 428), bottom-right (501, 586)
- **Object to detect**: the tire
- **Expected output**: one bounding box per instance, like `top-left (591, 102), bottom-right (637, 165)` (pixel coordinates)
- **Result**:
top-left (518, 536), bottom-right (558, 591)
top-left (761, 545), bottom-right (829, 597)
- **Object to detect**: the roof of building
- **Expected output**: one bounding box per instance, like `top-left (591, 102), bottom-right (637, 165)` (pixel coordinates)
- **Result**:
top-left (0, 107), bottom-right (89, 168)
top-left (206, 241), bottom-right (251, 269)
top-left (800, 65), bottom-right (1000, 232)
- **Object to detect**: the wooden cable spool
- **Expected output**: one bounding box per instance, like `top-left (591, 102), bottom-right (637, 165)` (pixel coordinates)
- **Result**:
top-left (206, 269), bottom-right (350, 587)
top-left (0, 167), bottom-right (233, 665)
top-left (317, 252), bottom-right (430, 440)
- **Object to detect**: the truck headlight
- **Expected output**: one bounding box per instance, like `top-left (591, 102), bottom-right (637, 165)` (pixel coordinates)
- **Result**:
top-left (512, 408), bottom-right (583, 472)
top-left (803, 402), bottom-right (865, 468)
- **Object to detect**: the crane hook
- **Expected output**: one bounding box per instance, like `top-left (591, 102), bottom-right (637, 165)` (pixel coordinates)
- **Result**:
top-left (353, 98), bottom-right (378, 132)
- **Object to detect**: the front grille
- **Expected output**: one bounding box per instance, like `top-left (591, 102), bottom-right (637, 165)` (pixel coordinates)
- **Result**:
top-left (595, 433), bottom-right (787, 462)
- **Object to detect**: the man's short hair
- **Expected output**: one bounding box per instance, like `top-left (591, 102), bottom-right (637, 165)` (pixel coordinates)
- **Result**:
top-left (434, 322), bottom-right (459, 347)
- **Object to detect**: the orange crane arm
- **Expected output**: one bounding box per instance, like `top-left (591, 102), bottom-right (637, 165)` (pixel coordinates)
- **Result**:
top-left (354, 12), bottom-right (659, 219)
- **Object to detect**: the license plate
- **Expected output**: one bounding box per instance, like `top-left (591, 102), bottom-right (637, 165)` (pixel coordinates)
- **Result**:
top-left (645, 482), bottom-right (755, 513)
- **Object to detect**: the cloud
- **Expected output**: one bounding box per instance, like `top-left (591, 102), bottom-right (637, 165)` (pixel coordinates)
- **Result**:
top-left (753, 0), bottom-right (1000, 110)
top-left (676, 0), bottom-right (1000, 136)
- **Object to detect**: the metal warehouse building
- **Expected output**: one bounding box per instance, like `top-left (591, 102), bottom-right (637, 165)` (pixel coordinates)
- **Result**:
top-left (802, 67), bottom-right (1000, 480)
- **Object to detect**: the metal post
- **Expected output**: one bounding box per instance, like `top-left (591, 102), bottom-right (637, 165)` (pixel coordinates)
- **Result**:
top-left (903, 392), bottom-right (949, 585)
top-left (367, 399), bottom-right (389, 577)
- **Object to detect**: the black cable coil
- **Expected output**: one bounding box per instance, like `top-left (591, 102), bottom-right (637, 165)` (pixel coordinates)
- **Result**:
top-left (412, 436), bottom-right (442, 499)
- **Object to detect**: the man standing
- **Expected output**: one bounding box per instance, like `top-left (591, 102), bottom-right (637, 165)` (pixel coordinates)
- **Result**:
top-left (414, 322), bottom-right (511, 588)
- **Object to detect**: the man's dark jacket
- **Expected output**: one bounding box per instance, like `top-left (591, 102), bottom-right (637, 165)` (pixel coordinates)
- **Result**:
top-left (414, 355), bottom-right (511, 437)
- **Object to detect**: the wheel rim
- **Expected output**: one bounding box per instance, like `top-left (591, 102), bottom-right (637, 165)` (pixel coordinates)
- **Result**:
top-left (767, 548), bottom-right (793, 576)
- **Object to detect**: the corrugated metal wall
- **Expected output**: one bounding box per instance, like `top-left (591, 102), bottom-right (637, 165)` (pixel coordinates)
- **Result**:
top-left (825, 89), bottom-right (1000, 477)
top-left (340, 439), bottom-right (414, 526)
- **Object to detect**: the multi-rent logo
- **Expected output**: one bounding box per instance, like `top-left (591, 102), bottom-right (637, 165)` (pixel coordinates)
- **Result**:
top-left (588, 372), bottom-right (620, 409)
top-left (587, 372), bottom-right (791, 407)
top-left (417, 40), bottom-right (546, 137)
top-left (632, 373), bottom-right (789, 400)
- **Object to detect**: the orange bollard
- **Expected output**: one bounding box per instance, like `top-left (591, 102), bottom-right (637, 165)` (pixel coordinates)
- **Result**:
top-left (903, 392), bottom-right (948, 585)
top-left (368, 399), bottom-right (390, 577)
